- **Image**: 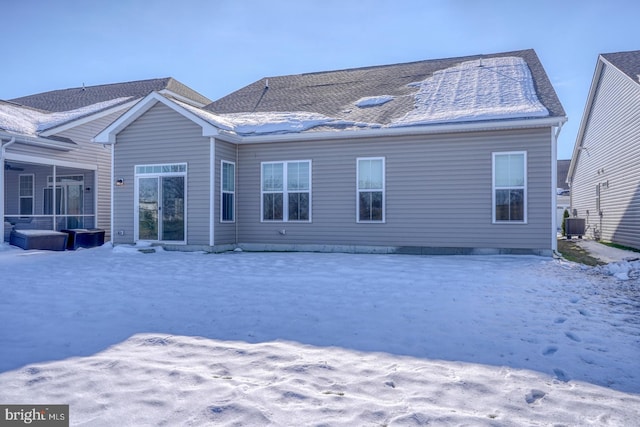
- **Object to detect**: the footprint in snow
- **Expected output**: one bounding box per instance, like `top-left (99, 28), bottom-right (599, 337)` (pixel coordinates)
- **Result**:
top-left (525, 389), bottom-right (546, 404)
top-left (565, 331), bottom-right (582, 342)
top-left (553, 368), bottom-right (570, 382)
top-left (554, 317), bottom-right (567, 324)
top-left (542, 346), bottom-right (558, 356)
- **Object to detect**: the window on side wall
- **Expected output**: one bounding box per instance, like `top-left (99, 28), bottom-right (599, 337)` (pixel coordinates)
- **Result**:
top-left (221, 161), bottom-right (235, 222)
top-left (357, 157), bottom-right (385, 222)
top-left (493, 152), bottom-right (527, 223)
top-left (261, 160), bottom-right (311, 222)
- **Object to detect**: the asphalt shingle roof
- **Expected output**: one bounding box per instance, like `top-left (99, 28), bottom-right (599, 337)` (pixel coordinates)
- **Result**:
top-left (601, 50), bottom-right (640, 84)
top-left (9, 77), bottom-right (211, 112)
top-left (205, 49), bottom-right (565, 126)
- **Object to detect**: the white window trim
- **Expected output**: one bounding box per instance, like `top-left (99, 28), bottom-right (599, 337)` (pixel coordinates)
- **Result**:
top-left (220, 160), bottom-right (235, 223)
top-left (18, 174), bottom-right (35, 216)
top-left (260, 160), bottom-right (312, 223)
top-left (492, 151), bottom-right (527, 224)
top-left (134, 163), bottom-right (188, 244)
top-left (356, 157), bottom-right (386, 223)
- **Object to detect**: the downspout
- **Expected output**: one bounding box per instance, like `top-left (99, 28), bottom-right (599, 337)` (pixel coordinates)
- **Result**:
top-left (110, 144), bottom-right (114, 244)
top-left (1, 137), bottom-right (17, 242)
top-left (551, 123), bottom-right (564, 255)
top-left (235, 142), bottom-right (238, 247)
top-left (209, 137), bottom-right (216, 247)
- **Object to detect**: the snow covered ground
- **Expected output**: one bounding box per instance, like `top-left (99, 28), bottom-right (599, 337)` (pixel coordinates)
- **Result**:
top-left (0, 243), bottom-right (638, 426)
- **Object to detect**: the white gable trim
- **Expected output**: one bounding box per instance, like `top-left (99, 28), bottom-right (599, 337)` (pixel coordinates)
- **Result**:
top-left (93, 92), bottom-right (219, 144)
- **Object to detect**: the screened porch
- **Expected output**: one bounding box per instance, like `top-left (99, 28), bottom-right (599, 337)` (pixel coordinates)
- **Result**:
top-left (3, 160), bottom-right (97, 241)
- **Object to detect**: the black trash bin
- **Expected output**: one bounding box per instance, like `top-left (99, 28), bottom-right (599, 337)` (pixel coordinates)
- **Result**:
top-left (62, 229), bottom-right (106, 250)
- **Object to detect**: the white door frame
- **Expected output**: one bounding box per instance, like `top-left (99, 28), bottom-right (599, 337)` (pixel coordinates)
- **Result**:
top-left (134, 163), bottom-right (187, 244)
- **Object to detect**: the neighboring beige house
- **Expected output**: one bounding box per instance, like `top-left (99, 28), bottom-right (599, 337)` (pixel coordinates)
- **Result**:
top-left (96, 49), bottom-right (567, 256)
top-left (567, 50), bottom-right (640, 249)
top-left (1, 78), bottom-right (210, 243)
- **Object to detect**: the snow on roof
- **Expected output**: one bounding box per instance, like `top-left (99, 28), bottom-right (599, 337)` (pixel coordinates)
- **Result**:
top-left (392, 57), bottom-right (549, 127)
top-left (355, 95), bottom-right (395, 108)
top-left (0, 97), bottom-right (132, 137)
top-left (175, 99), bottom-right (376, 136)
top-left (172, 56), bottom-right (549, 137)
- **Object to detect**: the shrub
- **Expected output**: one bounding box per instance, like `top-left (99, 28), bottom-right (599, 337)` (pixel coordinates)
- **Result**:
top-left (561, 209), bottom-right (570, 236)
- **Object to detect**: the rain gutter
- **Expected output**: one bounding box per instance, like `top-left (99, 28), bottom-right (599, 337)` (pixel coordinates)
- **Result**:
top-left (214, 116), bottom-right (568, 145)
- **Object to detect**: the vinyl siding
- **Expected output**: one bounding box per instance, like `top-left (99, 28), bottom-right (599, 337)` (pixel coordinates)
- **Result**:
top-left (112, 103), bottom-right (211, 245)
top-left (236, 127), bottom-right (553, 251)
top-left (571, 62), bottom-right (640, 249)
top-left (215, 140), bottom-right (237, 245)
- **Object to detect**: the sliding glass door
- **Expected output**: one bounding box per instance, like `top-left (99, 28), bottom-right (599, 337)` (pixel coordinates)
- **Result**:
top-left (136, 165), bottom-right (186, 243)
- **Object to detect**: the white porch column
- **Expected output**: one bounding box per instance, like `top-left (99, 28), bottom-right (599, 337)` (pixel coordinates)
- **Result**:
top-left (1, 137), bottom-right (17, 242)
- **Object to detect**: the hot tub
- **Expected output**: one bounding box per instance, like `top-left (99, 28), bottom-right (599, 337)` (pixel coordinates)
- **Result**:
top-left (10, 230), bottom-right (68, 251)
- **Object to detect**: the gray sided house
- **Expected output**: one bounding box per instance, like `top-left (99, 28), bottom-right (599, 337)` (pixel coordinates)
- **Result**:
top-left (1, 78), bottom-right (210, 244)
top-left (567, 51), bottom-right (640, 250)
top-left (95, 49), bottom-right (566, 256)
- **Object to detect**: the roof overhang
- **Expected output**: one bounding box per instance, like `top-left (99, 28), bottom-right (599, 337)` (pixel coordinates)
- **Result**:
top-left (0, 131), bottom-right (78, 151)
top-left (215, 115), bottom-right (567, 145)
top-left (93, 92), bottom-right (219, 144)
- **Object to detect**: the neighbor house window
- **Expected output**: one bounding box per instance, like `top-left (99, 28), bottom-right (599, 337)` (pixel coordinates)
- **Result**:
top-left (357, 157), bottom-right (385, 222)
top-left (19, 174), bottom-right (34, 216)
top-left (493, 152), bottom-right (527, 223)
top-left (261, 161), bottom-right (311, 222)
top-left (221, 161), bottom-right (235, 222)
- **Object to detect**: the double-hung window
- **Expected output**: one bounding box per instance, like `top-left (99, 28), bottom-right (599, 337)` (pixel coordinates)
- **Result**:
top-left (493, 152), bottom-right (527, 223)
top-left (221, 161), bottom-right (235, 222)
top-left (357, 157), bottom-right (385, 222)
top-left (19, 174), bottom-right (34, 216)
top-left (261, 160), bottom-right (311, 222)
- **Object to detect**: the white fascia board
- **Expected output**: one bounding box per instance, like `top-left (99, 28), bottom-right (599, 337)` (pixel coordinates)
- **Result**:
top-left (567, 56), bottom-right (605, 185)
top-left (216, 116), bottom-right (567, 145)
top-left (39, 99), bottom-right (139, 137)
top-left (4, 151), bottom-right (97, 170)
top-left (93, 92), bottom-right (219, 144)
top-left (0, 130), bottom-right (77, 151)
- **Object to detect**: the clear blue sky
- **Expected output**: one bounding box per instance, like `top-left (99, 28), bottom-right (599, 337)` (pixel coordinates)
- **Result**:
top-left (2, 0), bottom-right (638, 159)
